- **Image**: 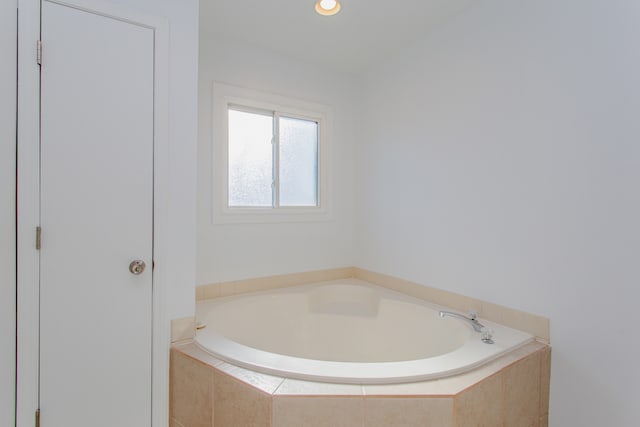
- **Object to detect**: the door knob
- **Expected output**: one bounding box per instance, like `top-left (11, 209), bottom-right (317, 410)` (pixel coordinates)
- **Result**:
top-left (129, 260), bottom-right (146, 275)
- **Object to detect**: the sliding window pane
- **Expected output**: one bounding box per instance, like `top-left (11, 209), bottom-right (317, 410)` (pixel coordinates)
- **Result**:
top-left (279, 116), bottom-right (318, 206)
top-left (228, 109), bottom-right (273, 207)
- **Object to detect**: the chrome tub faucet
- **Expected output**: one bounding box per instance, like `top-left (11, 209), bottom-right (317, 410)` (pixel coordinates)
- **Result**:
top-left (438, 310), bottom-right (485, 332)
top-left (439, 310), bottom-right (494, 344)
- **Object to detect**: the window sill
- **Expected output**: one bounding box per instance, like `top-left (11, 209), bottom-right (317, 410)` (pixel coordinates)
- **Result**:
top-left (213, 206), bottom-right (332, 224)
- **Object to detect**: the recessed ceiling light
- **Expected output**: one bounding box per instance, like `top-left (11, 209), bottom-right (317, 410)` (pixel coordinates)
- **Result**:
top-left (315, 0), bottom-right (341, 16)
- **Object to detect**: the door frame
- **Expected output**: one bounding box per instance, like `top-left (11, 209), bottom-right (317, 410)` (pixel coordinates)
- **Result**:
top-left (16, 0), bottom-right (170, 425)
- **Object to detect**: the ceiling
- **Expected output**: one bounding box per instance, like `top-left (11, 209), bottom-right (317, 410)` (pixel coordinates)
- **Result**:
top-left (200, 0), bottom-right (476, 75)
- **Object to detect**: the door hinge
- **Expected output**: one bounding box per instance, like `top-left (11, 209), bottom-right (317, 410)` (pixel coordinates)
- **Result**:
top-left (35, 409), bottom-right (40, 427)
top-left (36, 40), bottom-right (42, 65)
top-left (36, 226), bottom-right (41, 250)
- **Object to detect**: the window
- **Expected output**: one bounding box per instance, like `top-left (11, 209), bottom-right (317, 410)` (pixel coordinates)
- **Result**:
top-left (212, 83), bottom-right (332, 223)
top-left (228, 107), bottom-right (319, 208)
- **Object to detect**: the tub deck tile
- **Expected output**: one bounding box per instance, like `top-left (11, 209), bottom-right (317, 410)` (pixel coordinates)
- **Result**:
top-left (275, 378), bottom-right (364, 396)
top-left (363, 378), bottom-right (447, 397)
top-left (215, 362), bottom-right (285, 395)
top-left (173, 341), bottom-right (225, 369)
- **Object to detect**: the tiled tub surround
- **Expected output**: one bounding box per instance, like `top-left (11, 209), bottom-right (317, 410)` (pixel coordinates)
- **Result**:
top-left (170, 340), bottom-right (551, 426)
top-left (172, 269), bottom-right (551, 426)
top-left (194, 279), bottom-right (534, 384)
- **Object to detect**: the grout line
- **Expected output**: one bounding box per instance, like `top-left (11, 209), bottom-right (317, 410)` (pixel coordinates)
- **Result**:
top-left (272, 377), bottom-right (287, 396)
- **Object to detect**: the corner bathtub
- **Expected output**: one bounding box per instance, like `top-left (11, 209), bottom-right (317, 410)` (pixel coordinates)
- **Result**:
top-left (195, 279), bottom-right (533, 384)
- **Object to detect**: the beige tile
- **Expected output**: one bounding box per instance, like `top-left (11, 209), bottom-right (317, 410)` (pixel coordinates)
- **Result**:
top-left (213, 370), bottom-right (272, 427)
top-left (364, 378), bottom-right (447, 397)
top-left (539, 413), bottom-right (548, 427)
top-left (363, 342), bottom-right (545, 399)
top-left (218, 277), bottom-right (270, 297)
top-left (198, 267), bottom-right (355, 300)
top-left (500, 308), bottom-right (549, 344)
top-left (196, 284), bottom-right (220, 301)
top-left (539, 346), bottom-right (551, 417)
top-left (353, 268), bottom-right (428, 303)
top-left (504, 352), bottom-right (541, 427)
top-left (433, 293), bottom-right (481, 318)
top-left (482, 301), bottom-right (550, 343)
top-left (532, 318), bottom-right (550, 344)
top-left (506, 341), bottom-right (546, 364)
top-left (272, 396), bottom-right (363, 427)
top-left (171, 317), bottom-right (196, 343)
top-left (291, 267), bottom-right (355, 285)
top-left (437, 341), bottom-right (543, 396)
top-left (195, 285), bottom-right (205, 301)
top-left (173, 342), bottom-right (224, 369)
top-left (215, 362), bottom-right (284, 394)
top-left (353, 268), bottom-right (550, 342)
top-left (275, 378), bottom-right (363, 396)
top-left (454, 373), bottom-right (503, 427)
top-left (352, 268), bottom-right (477, 315)
top-left (478, 301), bottom-right (507, 325)
top-left (364, 397), bottom-right (453, 427)
top-left (440, 367), bottom-right (499, 397)
top-left (170, 349), bottom-right (213, 427)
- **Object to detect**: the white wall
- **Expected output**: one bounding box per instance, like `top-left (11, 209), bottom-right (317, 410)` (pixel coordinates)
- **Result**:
top-left (1, 0), bottom-right (17, 424)
top-left (357, 0), bottom-right (640, 425)
top-left (197, 36), bottom-right (357, 284)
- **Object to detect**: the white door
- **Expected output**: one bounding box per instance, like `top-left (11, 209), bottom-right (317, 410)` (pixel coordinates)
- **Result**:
top-left (39, 2), bottom-right (154, 426)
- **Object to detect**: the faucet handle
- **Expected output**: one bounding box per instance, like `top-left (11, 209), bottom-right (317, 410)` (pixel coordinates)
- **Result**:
top-left (481, 327), bottom-right (494, 344)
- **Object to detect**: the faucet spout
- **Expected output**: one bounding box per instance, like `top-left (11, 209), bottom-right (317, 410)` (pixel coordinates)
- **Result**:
top-left (439, 310), bottom-right (485, 333)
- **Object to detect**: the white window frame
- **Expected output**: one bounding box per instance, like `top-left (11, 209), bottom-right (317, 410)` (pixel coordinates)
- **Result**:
top-left (212, 82), bottom-right (332, 224)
